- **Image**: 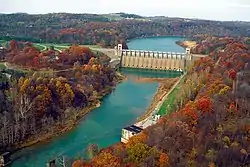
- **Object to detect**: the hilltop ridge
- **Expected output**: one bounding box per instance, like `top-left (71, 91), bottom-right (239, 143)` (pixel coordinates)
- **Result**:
top-left (1, 13), bottom-right (250, 48)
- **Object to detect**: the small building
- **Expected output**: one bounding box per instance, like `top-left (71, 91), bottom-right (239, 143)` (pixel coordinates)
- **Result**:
top-left (0, 152), bottom-right (11, 167)
top-left (186, 48), bottom-right (191, 54)
top-left (2, 73), bottom-right (11, 80)
top-left (153, 114), bottom-right (161, 121)
top-left (121, 125), bottom-right (143, 143)
top-left (46, 159), bottom-right (56, 167)
top-left (121, 115), bottom-right (161, 143)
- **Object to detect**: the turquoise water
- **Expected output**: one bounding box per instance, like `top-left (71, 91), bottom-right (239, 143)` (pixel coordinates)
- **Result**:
top-left (127, 36), bottom-right (185, 52)
top-left (10, 36), bottom-right (184, 167)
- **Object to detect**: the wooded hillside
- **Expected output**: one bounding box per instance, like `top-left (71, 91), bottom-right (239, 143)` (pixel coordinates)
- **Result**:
top-left (72, 38), bottom-right (250, 167)
top-left (1, 13), bottom-right (250, 47)
top-left (0, 41), bottom-right (120, 151)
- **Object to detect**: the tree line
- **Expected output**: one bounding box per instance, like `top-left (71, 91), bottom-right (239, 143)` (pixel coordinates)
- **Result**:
top-left (1, 13), bottom-right (250, 47)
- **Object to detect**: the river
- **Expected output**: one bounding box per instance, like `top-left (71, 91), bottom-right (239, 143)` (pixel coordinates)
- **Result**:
top-left (10, 36), bottom-right (185, 167)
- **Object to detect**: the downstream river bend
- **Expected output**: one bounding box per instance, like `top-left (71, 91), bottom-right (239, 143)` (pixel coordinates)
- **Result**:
top-left (11, 36), bottom-right (185, 167)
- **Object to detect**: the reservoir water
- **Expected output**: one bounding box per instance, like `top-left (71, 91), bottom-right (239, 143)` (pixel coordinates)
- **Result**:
top-left (11, 36), bottom-right (185, 167)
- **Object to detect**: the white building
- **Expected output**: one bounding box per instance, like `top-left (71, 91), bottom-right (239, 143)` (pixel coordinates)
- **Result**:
top-left (121, 125), bottom-right (143, 143)
top-left (2, 73), bottom-right (11, 80)
top-left (0, 152), bottom-right (11, 167)
top-left (121, 115), bottom-right (161, 143)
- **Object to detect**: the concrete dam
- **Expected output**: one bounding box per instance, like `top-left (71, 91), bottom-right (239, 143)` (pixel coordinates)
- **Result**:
top-left (95, 44), bottom-right (199, 71)
top-left (120, 50), bottom-right (189, 71)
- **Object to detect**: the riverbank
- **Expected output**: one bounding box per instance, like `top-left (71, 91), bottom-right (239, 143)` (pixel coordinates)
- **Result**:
top-left (10, 72), bottom-right (125, 153)
top-left (137, 77), bottom-right (179, 121)
top-left (15, 102), bottom-right (100, 150)
top-left (176, 40), bottom-right (197, 49)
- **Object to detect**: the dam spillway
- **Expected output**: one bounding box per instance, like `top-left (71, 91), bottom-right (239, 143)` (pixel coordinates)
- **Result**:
top-left (120, 50), bottom-right (187, 71)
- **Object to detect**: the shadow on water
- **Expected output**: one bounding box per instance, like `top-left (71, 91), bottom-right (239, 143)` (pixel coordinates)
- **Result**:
top-left (119, 68), bottom-right (182, 79)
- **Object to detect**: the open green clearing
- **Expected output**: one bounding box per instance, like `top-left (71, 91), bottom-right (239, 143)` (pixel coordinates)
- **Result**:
top-left (158, 88), bottom-right (179, 115)
top-left (0, 40), bottom-right (7, 47)
top-left (33, 43), bottom-right (102, 52)
top-left (0, 62), bottom-right (6, 70)
top-left (33, 43), bottom-right (46, 51)
top-left (33, 43), bottom-right (68, 51)
top-left (36, 43), bottom-right (100, 50)
top-left (157, 75), bottom-right (187, 116)
top-left (0, 40), bottom-right (101, 51)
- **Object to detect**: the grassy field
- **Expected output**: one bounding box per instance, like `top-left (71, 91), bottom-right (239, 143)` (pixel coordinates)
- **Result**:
top-left (33, 43), bottom-right (68, 51)
top-left (33, 43), bottom-right (46, 51)
top-left (157, 88), bottom-right (179, 115)
top-left (0, 40), bottom-right (7, 47)
top-left (0, 62), bottom-right (6, 70)
top-left (157, 75), bottom-right (187, 116)
top-left (0, 40), bottom-right (101, 51)
top-left (33, 43), bottom-right (101, 51)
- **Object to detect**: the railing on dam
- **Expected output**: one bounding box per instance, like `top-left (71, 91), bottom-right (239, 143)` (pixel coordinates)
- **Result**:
top-left (119, 49), bottom-right (188, 71)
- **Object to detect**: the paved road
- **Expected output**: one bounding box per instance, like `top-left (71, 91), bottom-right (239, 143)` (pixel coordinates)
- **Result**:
top-left (35, 43), bottom-right (47, 52)
top-left (91, 48), bottom-right (119, 60)
top-left (35, 43), bottom-right (65, 53)
top-left (4, 62), bottom-right (13, 70)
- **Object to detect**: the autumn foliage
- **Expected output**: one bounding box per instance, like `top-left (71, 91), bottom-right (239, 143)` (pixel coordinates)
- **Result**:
top-left (195, 96), bottom-right (212, 113)
top-left (2, 13), bottom-right (250, 48)
top-left (159, 153), bottom-right (170, 167)
top-left (0, 42), bottom-right (120, 150)
top-left (125, 132), bottom-right (147, 149)
top-left (72, 37), bottom-right (250, 167)
top-left (4, 40), bottom-right (100, 71)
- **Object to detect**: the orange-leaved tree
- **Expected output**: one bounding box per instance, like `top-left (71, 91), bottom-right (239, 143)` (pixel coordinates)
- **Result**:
top-left (126, 132), bottom-right (148, 149)
top-left (181, 102), bottom-right (198, 126)
top-left (159, 152), bottom-right (170, 167)
top-left (195, 96), bottom-right (212, 113)
top-left (92, 152), bottom-right (121, 167)
top-left (228, 69), bottom-right (237, 94)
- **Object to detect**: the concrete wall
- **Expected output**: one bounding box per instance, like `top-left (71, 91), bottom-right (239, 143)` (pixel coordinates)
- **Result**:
top-left (121, 50), bottom-right (186, 71)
